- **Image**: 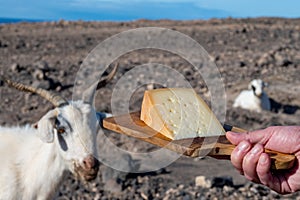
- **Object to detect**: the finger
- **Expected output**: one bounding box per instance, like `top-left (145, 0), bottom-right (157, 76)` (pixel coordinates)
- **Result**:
top-left (257, 153), bottom-right (282, 192)
top-left (230, 140), bottom-right (251, 173)
top-left (257, 153), bottom-right (272, 184)
top-left (244, 128), bottom-right (274, 144)
top-left (226, 131), bottom-right (249, 145)
top-left (226, 128), bottom-right (273, 145)
top-left (242, 144), bottom-right (264, 183)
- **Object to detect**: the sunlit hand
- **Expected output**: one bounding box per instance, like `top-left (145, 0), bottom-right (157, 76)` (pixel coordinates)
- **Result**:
top-left (226, 126), bottom-right (300, 194)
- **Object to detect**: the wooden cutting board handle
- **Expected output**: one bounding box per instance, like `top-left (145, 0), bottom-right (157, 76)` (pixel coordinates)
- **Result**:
top-left (209, 125), bottom-right (296, 170)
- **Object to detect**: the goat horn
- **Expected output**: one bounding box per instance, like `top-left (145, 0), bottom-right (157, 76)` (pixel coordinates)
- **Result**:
top-left (96, 63), bottom-right (118, 90)
top-left (1, 76), bottom-right (68, 107)
top-left (82, 63), bottom-right (118, 105)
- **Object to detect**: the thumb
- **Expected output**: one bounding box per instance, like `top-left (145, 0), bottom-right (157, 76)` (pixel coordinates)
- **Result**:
top-left (226, 128), bottom-right (273, 146)
top-left (226, 131), bottom-right (248, 145)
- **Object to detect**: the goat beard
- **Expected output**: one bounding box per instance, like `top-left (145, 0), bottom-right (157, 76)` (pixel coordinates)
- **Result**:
top-left (72, 162), bottom-right (99, 182)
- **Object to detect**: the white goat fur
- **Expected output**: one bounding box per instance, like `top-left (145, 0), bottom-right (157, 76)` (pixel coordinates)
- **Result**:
top-left (0, 101), bottom-right (99, 200)
top-left (233, 79), bottom-right (271, 112)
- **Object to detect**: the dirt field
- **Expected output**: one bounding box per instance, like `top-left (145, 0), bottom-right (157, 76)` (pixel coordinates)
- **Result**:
top-left (0, 18), bottom-right (299, 199)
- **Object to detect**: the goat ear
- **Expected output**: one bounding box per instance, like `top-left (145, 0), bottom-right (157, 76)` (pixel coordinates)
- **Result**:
top-left (35, 110), bottom-right (58, 143)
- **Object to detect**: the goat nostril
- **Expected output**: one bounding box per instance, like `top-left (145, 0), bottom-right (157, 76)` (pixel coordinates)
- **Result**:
top-left (83, 156), bottom-right (99, 170)
top-left (83, 158), bottom-right (91, 170)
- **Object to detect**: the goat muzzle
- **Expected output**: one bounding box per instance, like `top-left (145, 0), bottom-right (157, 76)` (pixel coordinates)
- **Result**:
top-left (75, 155), bottom-right (100, 181)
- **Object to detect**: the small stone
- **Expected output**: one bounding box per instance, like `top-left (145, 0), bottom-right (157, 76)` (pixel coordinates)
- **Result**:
top-left (10, 63), bottom-right (22, 72)
top-left (165, 188), bottom-right (176, 195)
top-left (0, 41), bottom-right (7, 48)
top-left (257, 53), bottom-right (271, 67)
top-left (238, 186), bottom-right (247, 192)
top-left (32, 69), bottom-right (45, 80)
top-left (239, 61), bottom-right (246, 67)
top-left (195, 176), bottom-right (212, 188)
top-left (35, 61), bottom-right (50, 71)
top-left (223, 185), bottom-right (234, 193)
top-left (59, 70), bottom-right (67, 77)
top-left (137, 176), bottom-right (143, 184)
top-left (15, 40), bottom-right (26, 49)
top-left (178, 184), bottom-right (184, 190)
top-left (250, 187), bottom-right (258, 194)
top-left (55, 85), bottom-right (62, 92)
top-left (140, 192), bottom-right (148, 200)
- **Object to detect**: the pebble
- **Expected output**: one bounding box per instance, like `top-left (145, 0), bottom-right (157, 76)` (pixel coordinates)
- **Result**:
top-left (34, 60), bottom-right (50, 72)
top-left (257, 53), bottom-right (271, 67)
top-left (59, 70), bottom-right (67, 77)
top-left (0, 40), bottom-right (8, 48)
top-left (239, 61), bottom-right (246, 67)
top-left (15, 39), bottom-right (26, 49)
top-left (10, 63), bottom-right (23, 72)
top-left (195, 176), bottom-right (212, 188)
top-left (140, 192), bottom-right (148, 200)
top-left (32, 68), bottom-right (45, 80)
top-left (223, 185), bottom-right (234, 193)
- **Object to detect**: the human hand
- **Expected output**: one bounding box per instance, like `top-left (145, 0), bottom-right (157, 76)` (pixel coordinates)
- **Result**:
top-left (226, 126), bottom-right (300, 194)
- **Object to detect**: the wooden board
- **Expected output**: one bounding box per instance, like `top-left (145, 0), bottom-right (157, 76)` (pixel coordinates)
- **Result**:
top-left (103, 112), bottom-right (296, 170)
top-left (103, 112), bottom-right (227, 157)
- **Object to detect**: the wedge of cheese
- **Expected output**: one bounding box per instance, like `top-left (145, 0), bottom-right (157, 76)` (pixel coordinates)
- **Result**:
top-left (140, 88), bottom-right (225, 140)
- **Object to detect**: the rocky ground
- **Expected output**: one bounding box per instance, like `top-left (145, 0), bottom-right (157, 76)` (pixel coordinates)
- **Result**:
top-left (0, 18), bottom-right (299, 199)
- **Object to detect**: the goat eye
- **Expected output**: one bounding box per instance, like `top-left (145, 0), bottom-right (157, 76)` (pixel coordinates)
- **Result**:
top-left (57, 127), bottom-right (66, 134)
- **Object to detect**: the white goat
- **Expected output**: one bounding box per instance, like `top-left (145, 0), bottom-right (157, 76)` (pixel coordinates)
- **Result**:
top-left (233, 79), bottom-right (271, 112)
top-left (0, 65), bottom-right (117, 200)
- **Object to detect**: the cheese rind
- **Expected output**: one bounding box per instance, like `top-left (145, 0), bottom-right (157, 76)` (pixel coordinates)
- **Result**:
top-left (140, 88), bottom-right (225, 140)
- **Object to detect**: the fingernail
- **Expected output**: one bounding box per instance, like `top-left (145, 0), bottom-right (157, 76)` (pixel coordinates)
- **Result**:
top-left (238, 141), bottom-right (250, 151)
top-left (250, 145), bottom-right (262, 155)
top-left (259, 154), bottom-right (268, 164)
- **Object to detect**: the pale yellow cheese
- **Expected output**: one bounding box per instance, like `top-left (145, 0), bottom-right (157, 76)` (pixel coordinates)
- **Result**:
top-left (140, 88), bottom-right (225, 140)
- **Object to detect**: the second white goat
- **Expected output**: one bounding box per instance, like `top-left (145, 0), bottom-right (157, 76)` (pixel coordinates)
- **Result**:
top-left (233, 79), bottom-right (271, 112)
